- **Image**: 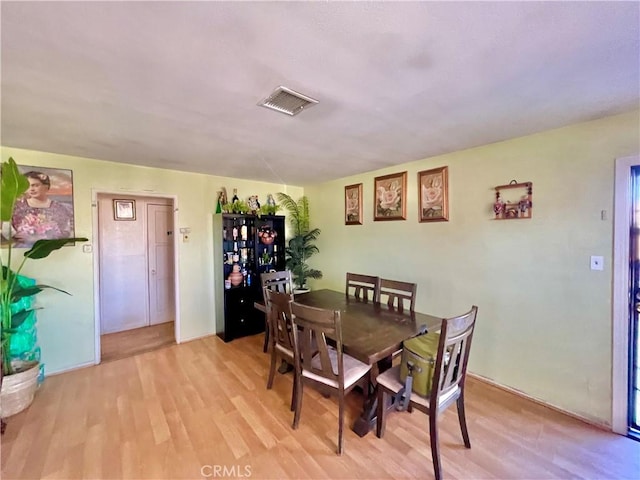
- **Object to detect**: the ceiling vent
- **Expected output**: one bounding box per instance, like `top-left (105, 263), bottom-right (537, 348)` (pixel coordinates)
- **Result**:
top-left (258, 86), bottom-right (318, 116)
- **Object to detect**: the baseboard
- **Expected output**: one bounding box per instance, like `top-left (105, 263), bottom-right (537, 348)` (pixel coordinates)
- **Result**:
top-left (180, 332), bottom-right (218, 343)
top-left (45, 360), bottom-right (96, 377)
top-left (468, 372), bottom-right (611, 432)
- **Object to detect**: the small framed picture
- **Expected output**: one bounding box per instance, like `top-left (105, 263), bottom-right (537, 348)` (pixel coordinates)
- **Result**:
top-left (374, 171), bottom-right (407, 221)
top-left (418, 166), bottom-right (449, 222)
top-left (345, 183), bottom-right (363, 225)
top-left (113, 199), bottom-right (136, 221)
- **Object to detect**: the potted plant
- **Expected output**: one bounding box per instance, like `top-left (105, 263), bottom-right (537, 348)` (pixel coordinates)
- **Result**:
top-left (276, 193), bottom-right (322, 292)
top-left (0, 157), bottom-right (87, 423)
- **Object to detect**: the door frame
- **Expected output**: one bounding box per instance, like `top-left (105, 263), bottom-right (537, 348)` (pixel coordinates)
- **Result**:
top-left (612, 154), bottom-right (639, 434)
top-left (92, 189), bottom-right (181, 364)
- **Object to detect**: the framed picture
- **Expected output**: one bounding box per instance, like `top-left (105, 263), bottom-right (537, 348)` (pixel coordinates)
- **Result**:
top-left (418, 166), bottom-right (449, 222)
top-left (374, 171), bottom-right (407, 221)
top-left (344, 183), bottom-right (363, 225)
top-left (113, 199), bottom-right (136, 221)
top-left (2, 165), bottom-right (76, 248)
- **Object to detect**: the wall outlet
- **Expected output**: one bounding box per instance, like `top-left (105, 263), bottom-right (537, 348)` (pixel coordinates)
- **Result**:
top-left (590, 255), bottom-right (604, 271)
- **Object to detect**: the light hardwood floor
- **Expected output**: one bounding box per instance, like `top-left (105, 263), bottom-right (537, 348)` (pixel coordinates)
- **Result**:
top-left (1, 333), bottom-right (638, 479)
top-left (101, 322), bottom-right (175, 363)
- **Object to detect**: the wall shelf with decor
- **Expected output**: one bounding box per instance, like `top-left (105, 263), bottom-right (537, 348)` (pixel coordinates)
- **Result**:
top-left (493, 180), bottom-right (532, 220)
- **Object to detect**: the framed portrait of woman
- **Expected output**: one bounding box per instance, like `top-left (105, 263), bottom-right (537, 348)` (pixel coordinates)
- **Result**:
top-left (6, 165), bottom-right (76, 248)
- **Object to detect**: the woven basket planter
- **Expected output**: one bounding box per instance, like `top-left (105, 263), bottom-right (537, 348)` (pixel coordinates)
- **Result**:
top-left (0, 362), bottom-right (39, 418)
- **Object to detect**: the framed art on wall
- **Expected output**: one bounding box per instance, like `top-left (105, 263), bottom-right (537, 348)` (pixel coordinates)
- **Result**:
top-left (418, 166), bottom-right (449, 222)
top-left (374, 171), bottom-right (407, 221)
top-left (345, 183), bottom-right (363, 225)
top-left (2, 165), bottom-right (76, 248)
top-left (113, 199), bottom-right (136, 221)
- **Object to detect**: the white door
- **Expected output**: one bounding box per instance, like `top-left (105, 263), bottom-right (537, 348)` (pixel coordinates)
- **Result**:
top-left (98, 196), bottom-right (148, 333)
top-left (148, 204), bottom-right (174, 325)
top-left (98, 195), bottom-right (175, 334)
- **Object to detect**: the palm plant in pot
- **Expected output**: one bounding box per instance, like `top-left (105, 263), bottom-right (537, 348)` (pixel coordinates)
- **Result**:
top-left (276, 193), bottom-right (322, 292)
top-left (1, 157), bottom-right (87, 424)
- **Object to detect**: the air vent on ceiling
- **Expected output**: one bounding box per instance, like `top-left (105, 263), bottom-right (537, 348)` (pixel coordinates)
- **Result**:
top-left (258, 86), bottom-right (318, 116)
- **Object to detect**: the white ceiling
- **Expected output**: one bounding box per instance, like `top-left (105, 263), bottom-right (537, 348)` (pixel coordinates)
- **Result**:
top-left (1, 1), bottom-right (639, 186)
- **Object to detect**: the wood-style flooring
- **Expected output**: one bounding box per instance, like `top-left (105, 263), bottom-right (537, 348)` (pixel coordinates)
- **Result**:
top-left (1, 333), bottom-right (638, 479)
top-left (101, 322), bottom-right (175, 363)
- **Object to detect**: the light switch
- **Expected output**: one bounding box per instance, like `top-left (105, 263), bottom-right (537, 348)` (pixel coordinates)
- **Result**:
top-left (82, 244), bottom-right (93, 253)
top-left (590, 255), bottom-right (604, 271)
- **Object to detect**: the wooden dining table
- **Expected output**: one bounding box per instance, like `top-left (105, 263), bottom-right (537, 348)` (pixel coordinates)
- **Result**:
top-left (256, 288), bottom-right (442, 436)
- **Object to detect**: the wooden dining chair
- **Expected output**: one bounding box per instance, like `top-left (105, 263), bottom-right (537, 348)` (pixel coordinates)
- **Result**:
top-left (264, 289), bottom-right (297, 410)
top-left (260, 270), bottom-right (293, 352)
top-left (345, 273), bottom-right (379, 303)
top-left (378, 278), bottom-right (417, 312)
top-left (375, 306), bottom-right (479, 480)
top-left (290, 301), bottom-right (372, 455)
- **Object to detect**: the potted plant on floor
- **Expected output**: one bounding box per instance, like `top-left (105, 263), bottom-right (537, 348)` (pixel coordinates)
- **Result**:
top-left (1, 157), bottom-right (87, 429)
top-left (276, 193), bottom-right (322, 292)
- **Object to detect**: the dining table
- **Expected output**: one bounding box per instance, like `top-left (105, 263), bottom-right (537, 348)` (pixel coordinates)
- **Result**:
top-left (256, 288), bottom-right (442, 437)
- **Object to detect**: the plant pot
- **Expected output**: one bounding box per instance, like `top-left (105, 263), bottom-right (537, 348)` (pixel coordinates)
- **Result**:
top-left (0, 361), bottom-right (39, 418)
top-left (294, 288), bottom-right (310, 295)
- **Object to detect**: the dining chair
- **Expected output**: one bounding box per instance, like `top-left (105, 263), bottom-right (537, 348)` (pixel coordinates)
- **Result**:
top-left (375, 305), bottom-right (479, 480)
top-left (290, 301), bottom-right (372, 455)
top-left (264, 289), bottom-right (297, 410)
top-left (345, 272), bottom-right (379, 303)
top-left (378, 278), bottom-right (417, 312)
top-left (260, 270), bottom-right (293, 352)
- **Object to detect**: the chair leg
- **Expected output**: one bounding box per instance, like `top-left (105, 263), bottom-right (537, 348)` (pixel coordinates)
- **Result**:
top-left (429, 413), bottom-right (442, 480)
top-left (266, 349), bottom-right (277, 389)
top-left (262, 318), bottom-right (269, 353)
top-left (456, 394), bottom-right (471, 448)
top-left (337, 391), bottom-right (344, 455)
top-left (292, 377), bottom-right (303, 429)
top-left (376, 387), bottom-right (386, 438)
top-left (290, 369), bottom-right (297, 411)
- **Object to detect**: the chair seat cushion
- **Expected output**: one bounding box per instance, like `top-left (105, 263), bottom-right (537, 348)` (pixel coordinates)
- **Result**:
top-left (304, 346), bottom-right (371, 388)
top-left (376, 365), bottom-right (459, 408)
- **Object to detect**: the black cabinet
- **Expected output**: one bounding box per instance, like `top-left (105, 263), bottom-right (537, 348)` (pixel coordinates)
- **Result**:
top-left (213, 214), bottom-right (285, 342)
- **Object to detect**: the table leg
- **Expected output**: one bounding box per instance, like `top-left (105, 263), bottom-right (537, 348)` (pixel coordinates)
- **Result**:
top-left (352, 356), bottom-right (393, 437)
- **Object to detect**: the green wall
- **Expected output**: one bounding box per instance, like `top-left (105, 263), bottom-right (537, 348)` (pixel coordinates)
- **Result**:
top-left (0, 146), bottom-right (303, 374)
top-left (305, 110), bottom-right (640, 426)
top-left (2, 109), bottom-right (638, 426)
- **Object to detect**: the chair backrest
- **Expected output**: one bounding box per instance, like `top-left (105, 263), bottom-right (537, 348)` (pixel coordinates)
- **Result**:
top-left (290, 302), bottom-right (343, 388)
top-left (265, 289), bottom-right (295, 352)
top-left (261, 270), bottom-right (293, 295)
top-left (378, 278), bottom-right (417, 312)
top-left (431, 306), bottom-right (478, 407)
top-left (345, 273), bottom-right (379, 303)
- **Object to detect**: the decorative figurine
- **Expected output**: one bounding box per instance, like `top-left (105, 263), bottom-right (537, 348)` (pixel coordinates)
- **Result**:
top-left (266, 194), bottom-right (276, 207)
top-left (220, 187), bottom-right (228, 206)
top-left (493, 192), bottom-right (504, 218)
top-left (248, 195), bottom-right (260, 213)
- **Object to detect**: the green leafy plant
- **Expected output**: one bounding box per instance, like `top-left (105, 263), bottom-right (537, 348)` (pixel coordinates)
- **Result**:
top-left (222, 200), bottom-right (250, 214)
top-left (1, 157), bottom-right (87, 376)
top-left (276, 193), bottom-right (322, 290)
top-left (258, 203), bottom-right (280, 216)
